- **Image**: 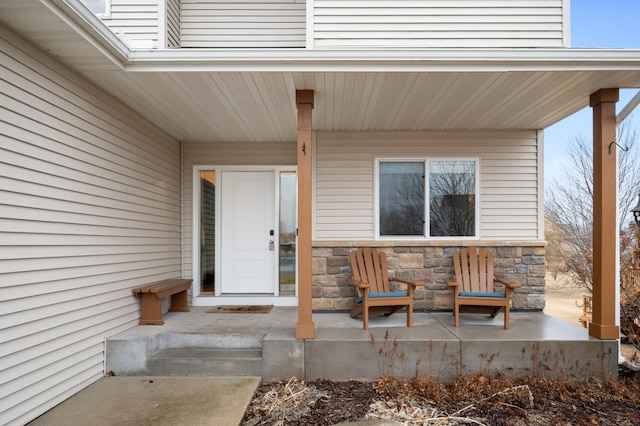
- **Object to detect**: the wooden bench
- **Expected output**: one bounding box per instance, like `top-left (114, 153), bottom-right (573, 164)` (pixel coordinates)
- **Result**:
top-left (132, 279), bottom-right (192, 325)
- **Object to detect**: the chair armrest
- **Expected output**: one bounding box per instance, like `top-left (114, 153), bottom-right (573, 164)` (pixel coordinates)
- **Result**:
top-left (390, 277), bottom-right (424, 287)
top-left (495, 277), bottom-right (522, 289)
top-left (446, 277), bottom-right (459, 288)
top-left (347, 278), bottom-right (370, 289)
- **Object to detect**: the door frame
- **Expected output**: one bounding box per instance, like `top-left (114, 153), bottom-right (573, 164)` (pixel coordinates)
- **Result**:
top-left (192, 165), bottom-right (298, 307)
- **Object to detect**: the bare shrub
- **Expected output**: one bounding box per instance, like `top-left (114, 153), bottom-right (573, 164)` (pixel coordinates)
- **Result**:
top-left (545, 119), bottom-right (640, 293)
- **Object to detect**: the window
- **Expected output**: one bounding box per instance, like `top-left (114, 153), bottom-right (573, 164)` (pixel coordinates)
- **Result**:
top-left (379, 162), bottom-right (425, 236)
top-left (81, 0), bottom-right (110, 16)
top-left (429, 160), bottom-right (476, 237)
top-left (377, 159), bottom-right (478, 238)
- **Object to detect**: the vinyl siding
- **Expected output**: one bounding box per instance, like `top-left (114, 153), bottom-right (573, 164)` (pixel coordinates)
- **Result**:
top-left (181, 0), bottom-right (306, 48)
top-left (313, 0), bottom-right (567, 48)
top-left (102, 0), bottom-right (160, 48)
top-left (314, 131), bottom-right (540, 241)
top-left (181, 142), bottom-right (297, 280)
top-left (0, 26), bottom-right (181, 426)
top-left (167, 0), bottom-right (181, 47)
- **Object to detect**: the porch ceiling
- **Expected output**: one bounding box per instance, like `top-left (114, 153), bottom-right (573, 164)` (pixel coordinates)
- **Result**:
top-left (93, 68), bottom-right (640, 143)
top-left (3, 1), bottom-right (640, 143)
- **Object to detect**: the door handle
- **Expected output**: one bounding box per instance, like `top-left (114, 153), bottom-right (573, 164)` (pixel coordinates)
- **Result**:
top-left (269, 240), bottom-right (275, 251)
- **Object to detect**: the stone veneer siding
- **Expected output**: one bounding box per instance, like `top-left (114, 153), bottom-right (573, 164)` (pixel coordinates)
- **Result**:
top-left (311, 244), bottom-right (546, 311)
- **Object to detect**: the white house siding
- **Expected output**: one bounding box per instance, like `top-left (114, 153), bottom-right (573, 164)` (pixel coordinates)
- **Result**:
top-left (181, 0), bottom-right (306, 48)
top-left (102, 0), bottom-right (160, 48)
top-left (181, 142), bottom-right (297, 280)
top-left (314, 131), bottom-right (540, 241)
top-left (313, 0), bottom-right (567, 48)
top-left (166, 0), bottom-right (181, 47)
top-left (0, 27), bottom-right (181, 426)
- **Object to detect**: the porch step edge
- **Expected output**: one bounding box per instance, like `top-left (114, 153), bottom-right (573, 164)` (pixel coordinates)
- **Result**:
top-left (159, 333), bottom-right (265, 350)
top-left (146, 348), bottom-right (264, 376)
top-left (150, 348), bottom-right (262, 361)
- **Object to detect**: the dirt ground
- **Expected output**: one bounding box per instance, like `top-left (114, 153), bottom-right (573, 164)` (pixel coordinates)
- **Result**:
top-left (244, 375), bottom-right (640, 425)
top-left (244, 274), bottom-right (640, 425)
top-left (544, 272), bottom-right (639, 360)
top-left (543, 272), bottom-right (585, 326)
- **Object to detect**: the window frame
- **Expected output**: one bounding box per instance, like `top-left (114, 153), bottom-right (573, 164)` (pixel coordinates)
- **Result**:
top-left (374, 157), bottom-right (480, 241)
top-left (82, 0), bottom-right (111, 18)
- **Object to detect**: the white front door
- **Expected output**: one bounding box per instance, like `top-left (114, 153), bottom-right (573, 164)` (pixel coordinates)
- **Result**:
top-left (221, 171), bottom-right (276, 294)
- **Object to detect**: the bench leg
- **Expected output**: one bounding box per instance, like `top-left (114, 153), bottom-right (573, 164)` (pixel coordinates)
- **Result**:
top-left (169, 289), bottom-right (190, 313)
top-left (139, 295), bottom-right (164, 325)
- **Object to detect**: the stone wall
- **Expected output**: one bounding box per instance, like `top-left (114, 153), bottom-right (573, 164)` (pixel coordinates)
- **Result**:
top-left (311, 244), bottom-right (546, 311)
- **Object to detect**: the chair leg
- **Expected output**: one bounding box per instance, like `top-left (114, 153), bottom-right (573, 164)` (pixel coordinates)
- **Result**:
top-left (489, 306), bottom-right (504, 318)
top-left (504, 305), bottom-right (510, 330)
top-left (363, 306), bottom-right (369, 330)
top-left (406, 303), bottom-right (413, 327)
top-left (454, 303), bottom-right (460, 328)
top-left (350, 304), bottom-right (364, 319)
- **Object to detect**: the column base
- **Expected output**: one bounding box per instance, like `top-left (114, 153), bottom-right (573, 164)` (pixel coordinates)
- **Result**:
top-left (296, 322), bottom-right (316, 339)
top-left (589, 322), bottom-right (620, 340)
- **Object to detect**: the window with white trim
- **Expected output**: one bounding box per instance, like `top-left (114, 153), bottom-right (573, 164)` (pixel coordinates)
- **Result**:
top-left (82, 0), bottom-right (110, 16)
top-left (377, 159), bottom-right (478, 239)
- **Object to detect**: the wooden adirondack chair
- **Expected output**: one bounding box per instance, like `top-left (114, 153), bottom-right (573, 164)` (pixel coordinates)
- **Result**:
top-left (447, 247), bottom-right (521, 330)
top-left (348, 248), bottom-right (423, 330)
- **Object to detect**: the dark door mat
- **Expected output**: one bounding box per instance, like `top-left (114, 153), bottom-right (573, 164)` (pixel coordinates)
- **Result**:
top-left (206, 305), bottom-right (273, 314)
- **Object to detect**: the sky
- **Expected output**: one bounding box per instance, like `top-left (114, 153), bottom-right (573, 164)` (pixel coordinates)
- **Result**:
top-left (544, 0), bottom-right (640, 186)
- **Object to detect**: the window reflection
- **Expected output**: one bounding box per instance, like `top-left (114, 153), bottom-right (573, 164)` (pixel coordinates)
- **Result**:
top-left (379, 162), bottom-right (425, 236)
top-left (279, 172), bottom-right (296, 294)
top-left (81, 0), bottom-right (108, 15)
top-left (378, 160), bottom-right (476, 238)
top-left (200, 171), bottom-right (215, 295)
top-left (429, 161), bottom-right (476, 237)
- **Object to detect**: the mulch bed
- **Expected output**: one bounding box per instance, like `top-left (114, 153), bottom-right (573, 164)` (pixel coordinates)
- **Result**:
top-left (243, 371), bottom-right (640, 425)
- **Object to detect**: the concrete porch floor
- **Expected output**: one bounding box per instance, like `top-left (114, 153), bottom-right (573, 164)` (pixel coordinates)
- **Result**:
top-left (106, 307), bottom-right (618, 381)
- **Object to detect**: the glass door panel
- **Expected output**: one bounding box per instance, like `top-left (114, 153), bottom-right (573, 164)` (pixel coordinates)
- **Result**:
top-left (200, 171), bottom-right (216, 295)
top-left (279, 172), bottom-right (296, 294)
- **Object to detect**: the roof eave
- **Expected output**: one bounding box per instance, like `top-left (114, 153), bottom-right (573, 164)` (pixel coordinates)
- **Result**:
top-left (14, 1), bottom-right (640, 74)
top-left (127, 47), bottom-right (640, 73)
top-left (40, 0), bottom-right (130, 68)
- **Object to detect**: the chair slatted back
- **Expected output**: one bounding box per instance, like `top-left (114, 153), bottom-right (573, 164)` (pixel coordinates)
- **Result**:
top-left (453, 248), bottom-right (495, 293)
top-left (349, 248), bottom-right (391, 295)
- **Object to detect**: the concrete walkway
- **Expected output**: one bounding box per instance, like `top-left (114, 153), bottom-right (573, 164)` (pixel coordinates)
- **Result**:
top-left (28, 376), bottom-right (260, 426)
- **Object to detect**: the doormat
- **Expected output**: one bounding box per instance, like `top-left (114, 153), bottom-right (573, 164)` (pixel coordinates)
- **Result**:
top-left (206, 305), bottom-right (273, 314)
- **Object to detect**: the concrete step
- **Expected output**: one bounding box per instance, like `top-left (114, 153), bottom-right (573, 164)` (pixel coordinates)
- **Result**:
top-left (107, 330), bottom-right (305, 379)
top-left (147, 348), bottom-right (263, 376)
top-left (158, 332), bottom-right (265, 349)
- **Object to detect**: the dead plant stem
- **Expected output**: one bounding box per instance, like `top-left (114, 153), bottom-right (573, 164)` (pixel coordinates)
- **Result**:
top-left (452, 384), bottom-right (534, 417)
